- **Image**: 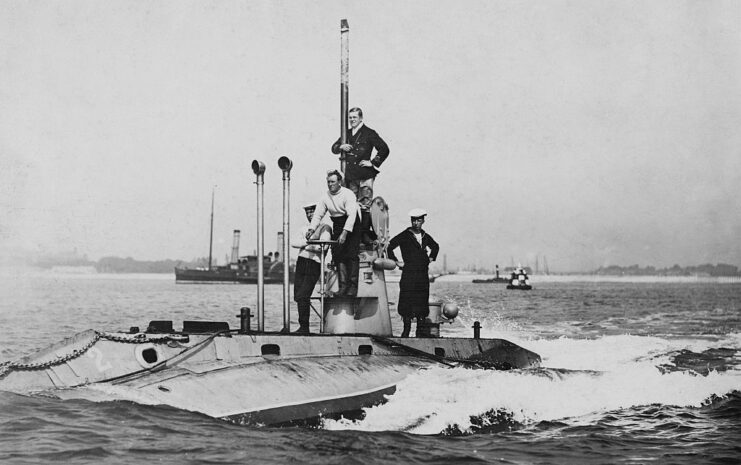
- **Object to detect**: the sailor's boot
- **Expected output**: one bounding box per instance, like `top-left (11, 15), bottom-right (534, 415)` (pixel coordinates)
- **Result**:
top-left (401, 317), bottom-right (412, 338)
top-left (360, 209), bottom-right (377, 247)
top-left (336, 262), bottom-right (349, 296)
top-left (415, 317), bottom-right (427, 338)
top-left (294, 301), bottom-right (311, 334)
top-left (345, 258), bottom-right (359, 297)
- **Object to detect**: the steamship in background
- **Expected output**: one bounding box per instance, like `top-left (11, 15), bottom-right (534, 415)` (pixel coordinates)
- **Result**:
top-left (174, 192), bottom-right (294, 284)
top-left (472, 264), bottom-right (510, 284)
top-left (175, 229), bottom-right (294, 284)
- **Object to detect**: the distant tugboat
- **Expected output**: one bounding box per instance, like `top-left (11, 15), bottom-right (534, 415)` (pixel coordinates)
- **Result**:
top-left (507, 265), bottom-right (532, 290)
top-left (472, 264), bottom-right (510, 284)
top-left (174, 235), bottom-right (293, 284)
top-left (174, 192), bottom-right (293, 284)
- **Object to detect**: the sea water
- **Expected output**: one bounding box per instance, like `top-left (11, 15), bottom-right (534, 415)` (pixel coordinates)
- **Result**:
top-left (0, 271), bottom-right (739, 464)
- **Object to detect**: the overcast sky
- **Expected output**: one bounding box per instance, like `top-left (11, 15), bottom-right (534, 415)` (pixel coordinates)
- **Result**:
top-left (1, 1), bottom-right (739, 272)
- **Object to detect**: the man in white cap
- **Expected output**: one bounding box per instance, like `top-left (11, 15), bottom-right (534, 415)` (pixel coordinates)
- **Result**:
top-left (386, 208), bottom-right (440, 337)
top-left (291, 203), bottom-right (332, 333)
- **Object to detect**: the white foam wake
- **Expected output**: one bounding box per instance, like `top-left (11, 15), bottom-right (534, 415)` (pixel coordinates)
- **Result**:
top-left (323, 332), bottom-right (741, 434)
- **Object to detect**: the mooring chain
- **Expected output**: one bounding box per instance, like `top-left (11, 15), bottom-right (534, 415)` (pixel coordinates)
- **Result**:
top-left (0, 332), bottom-right (101, 378)
top-left (0, 331), bottom-right (189, 379)
top-left (0, 361), bottom-right (13, 379)
top-left (97, 332), bottom-right (189, 344)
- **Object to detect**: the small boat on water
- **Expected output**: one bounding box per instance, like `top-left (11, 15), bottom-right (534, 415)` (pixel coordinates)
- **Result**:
top-left (472, 265), bottom-right (509, 284)
top-left (506, 266), bottom-right (533, 290)
top-left (507, 283), bottom-right (533, 290)
top-left (0, 20), bottom-right (540, 426)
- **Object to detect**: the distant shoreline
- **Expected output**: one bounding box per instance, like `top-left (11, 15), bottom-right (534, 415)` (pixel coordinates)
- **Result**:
top-left (2, 267), bottom-right (740, 284)
top-left (435, 273), bottom-right (741, 286)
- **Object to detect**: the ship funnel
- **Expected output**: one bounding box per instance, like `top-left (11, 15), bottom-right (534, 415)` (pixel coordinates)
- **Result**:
top-left (278, 156), bottom-right (292, 332)
top-left (230, 230), bottom-right (241, 264)
top-left (251, 159), bottom-right (266, 331)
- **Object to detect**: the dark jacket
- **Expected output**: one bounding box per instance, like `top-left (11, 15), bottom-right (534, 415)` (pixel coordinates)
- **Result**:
top-left (387, 228), bottom-right (439, 271)
top-left (332, 125), bottom-right (390, 182)
top-left (387, 228), bottom-right (440, 317)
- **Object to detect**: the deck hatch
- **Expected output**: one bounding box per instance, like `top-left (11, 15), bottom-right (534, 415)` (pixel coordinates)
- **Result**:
top-left (183, 321), bottom-right (230, 333)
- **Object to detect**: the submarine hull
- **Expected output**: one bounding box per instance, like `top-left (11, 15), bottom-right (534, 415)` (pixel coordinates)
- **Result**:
top-left (1, 331), bottom-right (540, 426)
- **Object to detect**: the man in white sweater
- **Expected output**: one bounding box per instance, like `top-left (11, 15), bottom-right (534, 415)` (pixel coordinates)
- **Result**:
top-left (306, 169), bottom-right (362, 296)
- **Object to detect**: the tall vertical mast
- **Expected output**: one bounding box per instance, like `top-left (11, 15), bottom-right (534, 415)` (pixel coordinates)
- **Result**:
top-left (208, 187), bottom-right (215, 270)
top-left (340, 19), bottom-right (349, 175)
top-left (251, 161), bottom-right (266, 331)
top-left (278, 156), bottom-right (293, 332)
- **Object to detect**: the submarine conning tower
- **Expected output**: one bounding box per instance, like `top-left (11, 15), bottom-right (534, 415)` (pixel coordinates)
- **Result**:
top-left (251, 157), bottom-right (402, 336)
top-left (321, 199), bottom-right (395, 336)
top-left (249, 160), bottom-right (454, 337)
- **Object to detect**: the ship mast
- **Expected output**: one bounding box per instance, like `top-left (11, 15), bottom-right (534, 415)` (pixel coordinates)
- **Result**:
top-left (208, 187), bottom-right (215, 271)
top-left (340, 19), bottom-right (349, 175)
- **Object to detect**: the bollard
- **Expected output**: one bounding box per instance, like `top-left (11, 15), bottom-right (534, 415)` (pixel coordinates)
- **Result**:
top-left (473, 321), bottom-right (481, 339)
top-left (238, 307), bottom-right (252, 334)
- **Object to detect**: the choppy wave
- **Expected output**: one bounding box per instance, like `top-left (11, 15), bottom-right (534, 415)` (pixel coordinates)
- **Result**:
top-left (324, 332), bottom-right (741, 435)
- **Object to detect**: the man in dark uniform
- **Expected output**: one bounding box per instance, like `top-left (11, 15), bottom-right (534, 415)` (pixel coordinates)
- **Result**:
top-left (386, 208), bottom-right (440, 337)
top-left (331, 107), bottom-right (390, 210)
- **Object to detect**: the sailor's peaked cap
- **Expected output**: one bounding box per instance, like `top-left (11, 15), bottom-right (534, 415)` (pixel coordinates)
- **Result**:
top-left (408, 208), bottom-right (427, 218)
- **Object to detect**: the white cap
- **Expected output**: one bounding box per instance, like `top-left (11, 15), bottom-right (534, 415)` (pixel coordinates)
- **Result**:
top-left (408, 208), bottom-right (427, 218)
top-left (303, 203), bottom-right (317, 211)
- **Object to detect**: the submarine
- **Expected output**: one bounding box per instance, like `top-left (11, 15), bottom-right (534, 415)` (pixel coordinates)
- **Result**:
top-left (0, 20), bottom-right (541, 427)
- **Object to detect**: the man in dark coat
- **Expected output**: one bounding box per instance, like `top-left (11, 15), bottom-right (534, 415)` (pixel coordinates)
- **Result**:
top-left (386, 208), bottom-right (440, 337)
top-left (331, 107), bottom-right (390, 210)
